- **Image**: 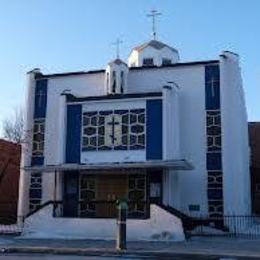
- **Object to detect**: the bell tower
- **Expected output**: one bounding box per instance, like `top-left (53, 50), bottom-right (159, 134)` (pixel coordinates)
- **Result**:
top-left (105, 39), bottom-right (129, 94)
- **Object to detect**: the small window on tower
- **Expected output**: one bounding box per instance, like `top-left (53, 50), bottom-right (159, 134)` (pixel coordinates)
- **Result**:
top-left (120, 71), bottom-right (124, 93)
top-left (162, 58), bottom-right (172, 66)
top-left (112, 71), bottom-right (116, 94)
top-left (143, 58), bottom-right (154, 66)
top-left (106, 72), bottom-right (109, 93)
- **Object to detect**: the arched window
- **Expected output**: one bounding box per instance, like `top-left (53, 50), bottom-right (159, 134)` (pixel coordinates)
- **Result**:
top-left (112, 71), bottom-right (116, 93)
top-left (106, 72), bottom-right (109, 93)
top-left (120, 71), bottom-right (124, 93)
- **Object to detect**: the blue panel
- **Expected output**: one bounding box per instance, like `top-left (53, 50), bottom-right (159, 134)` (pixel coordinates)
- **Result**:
top-left (63, 171), bottom-right (79, 217)
top-left (66, 104), bottom-right (82, 163)
top-left (207, 152), bottom-right (222, 170)
top-left (34, 79), bottom-right (48, 119)
top-left (29, 189), bottom-right (42, 199)
top-left (208, 189), bottom-right (223, 200)
top-left (205, 65), bottom-right (220, 110)
top-left (31, 156), bottom-right (44, 166)
top-left (146, 100), bottom-right (162, 160)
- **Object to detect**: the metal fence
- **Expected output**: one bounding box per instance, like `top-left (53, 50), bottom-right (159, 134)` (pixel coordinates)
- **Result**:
top-left (188, 215), bottom-right (260, 238)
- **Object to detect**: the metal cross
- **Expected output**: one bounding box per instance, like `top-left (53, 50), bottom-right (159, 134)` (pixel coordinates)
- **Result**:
top-left (37, 90), bottom-right (45, 107)
top-left (107, 116), bottom-right (120, 144)
top-left (112, 39), bottom-right (123, 59)
top-left (209, 78), bottom-right (219, 97)
top-left (147, 9), bottom-right (162, 40)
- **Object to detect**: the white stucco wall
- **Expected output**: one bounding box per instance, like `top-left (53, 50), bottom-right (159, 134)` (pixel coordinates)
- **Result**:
top-left (38, 64), bottom-right (209, 217)
top-left (21, 54), bottom-right (250, 220)
top-left (21, 204), bottom-right (185, 241)
top-left (45, 73), bottom-right (105, 166)
top-left (128, 66), bottom-right (208, 215)
top-left (128, 46), bottom-right (179, 67)
top-left (220, 52), bottom-right (251, 215)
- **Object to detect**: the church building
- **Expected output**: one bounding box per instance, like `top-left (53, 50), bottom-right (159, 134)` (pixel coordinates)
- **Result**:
top-left (18, 31), bottom-right (251, 240)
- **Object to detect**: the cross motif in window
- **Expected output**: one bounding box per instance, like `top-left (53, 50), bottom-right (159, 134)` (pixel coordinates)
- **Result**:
top-left (37, 90), bottom-right (45, 108)
top-left (107, 116), bottom-right (120, 144)
top-left (208, 78), bottom-right (219, 97)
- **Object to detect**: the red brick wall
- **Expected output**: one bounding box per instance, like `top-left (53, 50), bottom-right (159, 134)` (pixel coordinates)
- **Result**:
top-left (0, 139), bottom-right (21, 219)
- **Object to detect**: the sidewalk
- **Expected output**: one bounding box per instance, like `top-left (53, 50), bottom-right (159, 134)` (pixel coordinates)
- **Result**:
top-left (1, 236), bottom-right (260, 258)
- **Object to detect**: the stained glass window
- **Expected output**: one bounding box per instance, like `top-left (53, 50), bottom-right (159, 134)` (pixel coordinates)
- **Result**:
top-left (32, 119), bottom-right (45, 157)
top-left (79, 176), bottom-right (96, 217)
top-left (128, 174), bottom-right (147, 217)
top-left (29, 172), bottom-right (42, 211)
top-left (82, 109), bottom-right (146, 151)
top-left (206, 111), bottom-right (221, 151)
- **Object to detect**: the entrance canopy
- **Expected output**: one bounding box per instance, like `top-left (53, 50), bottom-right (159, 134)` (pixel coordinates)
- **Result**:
top-left (23, 159), bottom-right (193, 173)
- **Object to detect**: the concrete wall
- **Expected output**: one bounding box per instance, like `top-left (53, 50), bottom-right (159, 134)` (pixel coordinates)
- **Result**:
top-left (22, 204), bottom-right (185, 241)
top-left (20, 54), bottom-right (250, 220)
top-left (220, 52), bottom-right (251, 215)
top-left (128, 65), bottom-right (208, 215)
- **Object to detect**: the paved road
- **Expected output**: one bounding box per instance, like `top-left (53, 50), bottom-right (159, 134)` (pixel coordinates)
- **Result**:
top-left (0, 254), bottom-right (251, 259)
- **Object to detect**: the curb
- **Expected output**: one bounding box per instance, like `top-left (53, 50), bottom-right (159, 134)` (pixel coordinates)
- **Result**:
top-left (1, 246), bottom-right (260, 259)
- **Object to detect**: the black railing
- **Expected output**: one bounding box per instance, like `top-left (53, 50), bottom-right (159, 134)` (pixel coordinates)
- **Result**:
top-left (188, 215), bottom-right (260, 238)
top-left (53, 200), bottom-right (150, 219)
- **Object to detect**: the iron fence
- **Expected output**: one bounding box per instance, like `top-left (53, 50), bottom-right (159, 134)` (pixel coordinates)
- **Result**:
top-left (188, 215), bottom-right (260, 238)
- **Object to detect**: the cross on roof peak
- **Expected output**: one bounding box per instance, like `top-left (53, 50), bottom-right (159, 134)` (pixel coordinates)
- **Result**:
top-left (147, 9), bottom-right (162, 40)
top-left (112, 38), bottom-right (123, 59)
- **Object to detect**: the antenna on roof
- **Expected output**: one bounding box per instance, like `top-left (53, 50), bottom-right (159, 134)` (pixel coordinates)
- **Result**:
top-left (112, 38), bottom-right (123, 59)
top-left (147, 9), bottom-right (162, 40)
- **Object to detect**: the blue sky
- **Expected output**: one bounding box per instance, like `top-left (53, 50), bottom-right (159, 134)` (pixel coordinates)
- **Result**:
top-left (0, 0), bottom-right (259, 134)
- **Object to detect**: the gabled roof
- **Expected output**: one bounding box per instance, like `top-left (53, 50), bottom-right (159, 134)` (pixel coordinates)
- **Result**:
top-left (108, 58), bottom-right (127, 66)
top-left (133, 40), bottom-right (178, 53)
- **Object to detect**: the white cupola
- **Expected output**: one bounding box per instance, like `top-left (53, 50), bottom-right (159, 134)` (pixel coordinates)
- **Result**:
top-left (128, 40), bottom-right (180, 67)
top-left (105, 58), bottom-right (129, 94)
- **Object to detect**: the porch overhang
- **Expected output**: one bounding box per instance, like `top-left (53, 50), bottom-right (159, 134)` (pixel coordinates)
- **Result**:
top-left (23, 159), bottom-right (193, 173)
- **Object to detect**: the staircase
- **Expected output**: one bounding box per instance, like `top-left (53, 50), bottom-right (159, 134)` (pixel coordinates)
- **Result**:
top-left (155, 203), bottom-right (228, 233)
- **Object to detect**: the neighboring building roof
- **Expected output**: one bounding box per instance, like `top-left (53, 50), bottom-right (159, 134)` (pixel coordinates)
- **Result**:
top-left (35, 60), bottom-right (219, 79)
top-left (108, 58), bottom-right (127, 66)
top-left (249, 122), bottom-right (260, 168)
top-left (133, 40), bottom-right (178, 53)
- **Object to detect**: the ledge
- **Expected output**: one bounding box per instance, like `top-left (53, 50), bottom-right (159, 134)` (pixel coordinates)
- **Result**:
top-left (23, 159), bottom-right (193, 173)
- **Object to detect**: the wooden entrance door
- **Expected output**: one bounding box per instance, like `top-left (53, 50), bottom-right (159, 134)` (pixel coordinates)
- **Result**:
top-left (96, 174), bottom-right (127, 217)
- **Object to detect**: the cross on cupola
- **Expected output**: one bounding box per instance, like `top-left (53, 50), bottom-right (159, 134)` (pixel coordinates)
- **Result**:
top-left (147, 9), bottom-right (162, 40)
top-left (112, 38), bottom-right (123, 59)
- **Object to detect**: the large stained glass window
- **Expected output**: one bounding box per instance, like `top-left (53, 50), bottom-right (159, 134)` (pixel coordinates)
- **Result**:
top-left (82, 109), bottom-right (145, 151)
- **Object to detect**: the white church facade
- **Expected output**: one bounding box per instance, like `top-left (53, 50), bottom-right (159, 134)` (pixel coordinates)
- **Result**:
top-left (18, 38), bottom-right (251, 240)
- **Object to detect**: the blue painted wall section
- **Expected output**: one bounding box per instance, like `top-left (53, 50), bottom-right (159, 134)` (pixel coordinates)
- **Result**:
top-left (63, 171), bottom-right (79, 217)
top-left (66, 104), bottom-right (82, 163)
top-left (34, 79), bottom-right (48, 119)
top-left (205, 65), bottom-right (220, 110)
top-left (146, 99), bottom-right (162, 160)
top-left (205, 64), bottom-right (223, 217)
